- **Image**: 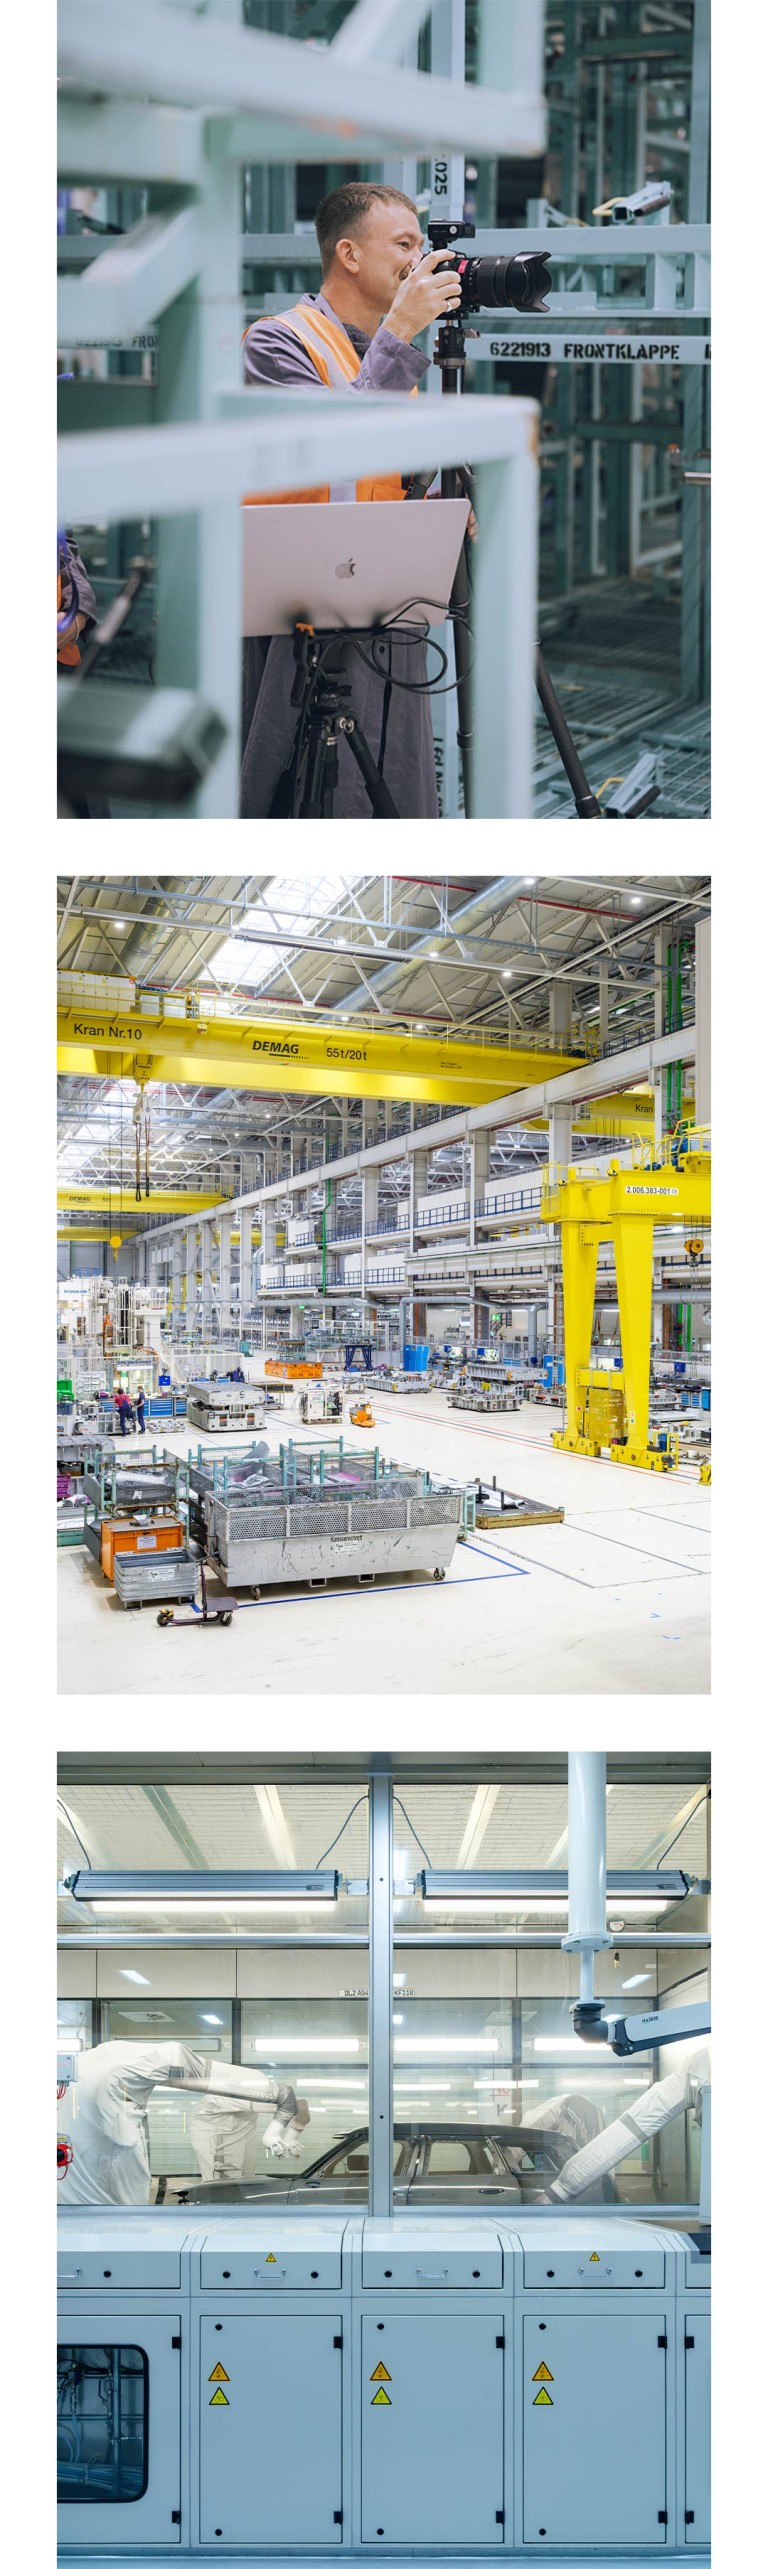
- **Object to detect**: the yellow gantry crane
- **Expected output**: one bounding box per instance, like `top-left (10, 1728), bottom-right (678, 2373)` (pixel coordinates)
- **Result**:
top-left (57, 983), bottom-right (653, 1131)
top-left (541, 1126), bottom-right (711, 1473)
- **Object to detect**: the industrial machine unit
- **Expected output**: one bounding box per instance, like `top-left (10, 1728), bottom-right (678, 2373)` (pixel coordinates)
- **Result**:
top-left (449, 1386), bottom-right (524, 1413)
top-left (186, 1383), bottom-right (267, 1433)
top-left (57, 2210), bottom-right (710, 2563)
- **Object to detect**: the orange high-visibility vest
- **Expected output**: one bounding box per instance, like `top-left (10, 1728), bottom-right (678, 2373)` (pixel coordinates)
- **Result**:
top-left (57, 569), bottom-right (80, 666)
top-left (243, 301), bottom-right (420, 507)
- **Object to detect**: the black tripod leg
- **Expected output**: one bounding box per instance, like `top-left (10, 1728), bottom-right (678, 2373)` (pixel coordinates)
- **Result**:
top-left (450, 539), bottom-right (474, 819)
top-left (535, 646), bottom-right (603, 818)
top-left (341, 721), bottom-right (400, 819)
top-left (441, 462), bottom-right (474, 819)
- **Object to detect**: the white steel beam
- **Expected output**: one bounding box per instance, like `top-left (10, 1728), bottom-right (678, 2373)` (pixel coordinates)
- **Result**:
top-left (57, 3), bottom-right (547, 158)
top-left (58, 98), bottom-right (206, 184)
top-left (331, 0), bottom-right (433, 65)
top-left (58, 385), bottom-right (538, 524)
top-left (58, 204), bottom-right (202, 346)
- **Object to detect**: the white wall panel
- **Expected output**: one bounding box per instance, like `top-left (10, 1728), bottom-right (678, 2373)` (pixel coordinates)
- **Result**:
top-left (58, 1949), bottom-right (97, 1996)
top-left (96, 1947), bottom-right (237, 1997)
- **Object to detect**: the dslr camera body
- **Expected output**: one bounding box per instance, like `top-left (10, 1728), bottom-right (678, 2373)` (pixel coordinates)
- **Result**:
top-left (427, 218), bottom-right (550, 315)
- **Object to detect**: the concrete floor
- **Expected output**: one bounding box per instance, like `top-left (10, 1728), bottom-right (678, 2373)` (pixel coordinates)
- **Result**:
top-left (58, 1393), bottom-right (710, 1697)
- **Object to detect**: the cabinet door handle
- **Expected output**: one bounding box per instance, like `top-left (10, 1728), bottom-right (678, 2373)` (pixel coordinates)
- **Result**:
top-left (415, 2268), bottom-right (450, 2281)
top-left (58, 2269), bottom-right (84, 2281)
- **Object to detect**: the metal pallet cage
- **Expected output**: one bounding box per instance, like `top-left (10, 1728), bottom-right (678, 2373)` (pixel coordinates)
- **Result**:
top-left (114, 1551), bottom-right (198, 1608)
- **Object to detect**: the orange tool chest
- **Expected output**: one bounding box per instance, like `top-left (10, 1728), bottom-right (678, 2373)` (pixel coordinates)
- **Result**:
top-left (100, 1517), bottom-right (186, 1582)
top-left (264, 1359), bottom-right (322, 1380)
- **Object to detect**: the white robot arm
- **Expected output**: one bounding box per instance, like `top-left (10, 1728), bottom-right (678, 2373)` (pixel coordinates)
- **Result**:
top-left (547, 2048), bottom-right (710, 2203)
top-left (59, 2043), bottom-right (310, 2205)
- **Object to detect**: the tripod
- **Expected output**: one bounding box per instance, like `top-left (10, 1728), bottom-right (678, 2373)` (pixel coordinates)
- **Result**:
top-left (433, 311), bottom-right (603, 821)
top-left (277, 628), bottom-right (400, 819)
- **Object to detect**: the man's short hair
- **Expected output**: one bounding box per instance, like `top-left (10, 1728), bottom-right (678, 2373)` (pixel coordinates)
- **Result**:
top-left (315, 182), bottom-right (419, 276)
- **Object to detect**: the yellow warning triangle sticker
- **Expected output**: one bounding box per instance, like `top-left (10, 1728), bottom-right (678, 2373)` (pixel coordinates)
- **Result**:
top-left (589, 2252), bottom-right (600, 2263)
top-left (532, 2363), bottom-right (554, 2383)
top-left (210, 2388), bottom-right (229, 2407)
top-left (208, 2363), bottom-right (230, 2384)
top-left (533, 2387), bottom-right (553, 2407)
top-left (370, 2363), bottom-right (392, 2383)
top-left (371, 2387), bottom-right (392, 2406)
top-left (266, 2254), bottom-right (277, 2264)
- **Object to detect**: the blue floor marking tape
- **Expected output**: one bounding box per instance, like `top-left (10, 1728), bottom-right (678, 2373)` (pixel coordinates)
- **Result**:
top-left (460, 1538), bottom-right (528, 1573)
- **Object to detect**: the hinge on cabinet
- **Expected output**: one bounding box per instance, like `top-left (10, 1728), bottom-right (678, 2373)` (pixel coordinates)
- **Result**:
top-left (496, 2510), bottom-right (505, 2525)
top-left (658, 2335), bottom-right (668, 2349)
top-left (658, 2511), bottom-right (668, 2524)
top-left (496, 2335), bottom-right (505, 2350)
top-left (172, 2335), bottom-right (181, 2349)
top-left (334, 2511), bottom-right (343, 2525)
top-left (685, 2511), bottom-right (695, 2524)
top-left (333, 2334), bottom-right (343, 2349)
top-left (171, 2510), bottom-right (181, 2524)
top-left (685, 2334), bottom-right (695, 2348)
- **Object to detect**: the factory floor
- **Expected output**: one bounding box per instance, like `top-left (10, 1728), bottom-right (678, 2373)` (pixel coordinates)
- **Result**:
top-left (58, 1392), bottom-right (710, 1699)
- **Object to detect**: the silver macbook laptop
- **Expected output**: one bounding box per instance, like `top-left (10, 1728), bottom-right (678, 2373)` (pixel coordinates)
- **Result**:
top-left (242, 497), bottom-right (470, 638)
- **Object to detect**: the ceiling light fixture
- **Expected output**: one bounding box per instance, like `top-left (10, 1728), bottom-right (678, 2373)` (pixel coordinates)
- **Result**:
top-left (395, 2038), bottom-right (499, 2055)
top-left (65, 1869), bottom-right (339, 1907)
top-left (250, 2037), bottom-right (360, 2055)
top-left (419, 1869), bottom-right (690, 1914)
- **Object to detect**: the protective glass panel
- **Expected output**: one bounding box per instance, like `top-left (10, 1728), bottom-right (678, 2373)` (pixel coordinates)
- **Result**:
top-left (57, 2346), bottom-right (148, 2504)
top-left (241, 1996), bottom-right (369, 2185)
top-left (390, 1967), bottom-right (707, 2212)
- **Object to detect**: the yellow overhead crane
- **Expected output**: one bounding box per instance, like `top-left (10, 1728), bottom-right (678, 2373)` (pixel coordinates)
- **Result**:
top-left (58, 986), bottom-right (653, 1132)
top-left (541, 1127), bottom-right (711, 1473)
top-left (57, 1187), bottom-right (227, 1215)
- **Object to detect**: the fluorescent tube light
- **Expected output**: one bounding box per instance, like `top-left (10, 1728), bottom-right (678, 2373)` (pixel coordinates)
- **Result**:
top-left (88, 1898), bottom-right (333, 1913)
top-left (395, 2037), bottom-right (499, 2055)
top-left (419, 1868), bottom-right (689, 1914)
top-left (68, 1869), bottom-right (338, 1906)
top-left (250, 2037), bottom-right (360, 2054)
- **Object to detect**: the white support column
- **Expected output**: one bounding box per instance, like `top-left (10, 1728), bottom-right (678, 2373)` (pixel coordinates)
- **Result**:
top-left (562, 1749), bottom-right (611, 2008)
top-left (548, 986), bottom-right (573, 1172)
top-left (410, 1144), bottom-right (430, 1239)
top-left (200, 1221), bottom-right (212, 1334)
top-left (599, 956), bottom-right (610, 1051)
top-left (470, 1127), bottom-right (490, 1246)
top-left (172, 1230), bottom-right (183, 1321)
top-left (219, 1214), bottom-right (232, 1333)
top-left (239, 1211), bottom-right (250, 1320)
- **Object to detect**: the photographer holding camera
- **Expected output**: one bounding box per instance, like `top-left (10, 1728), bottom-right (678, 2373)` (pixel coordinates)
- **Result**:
top-left (240, 182), bottom-right (464, 822)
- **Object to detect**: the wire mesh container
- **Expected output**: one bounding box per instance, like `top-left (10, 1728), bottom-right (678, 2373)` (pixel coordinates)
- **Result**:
top-left (114, 1551), bottom-right (197, 1607)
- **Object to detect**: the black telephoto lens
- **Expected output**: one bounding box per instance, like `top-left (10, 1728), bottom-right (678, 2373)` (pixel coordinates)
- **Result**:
top-left (458, 252), bottom-right (551, 314)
